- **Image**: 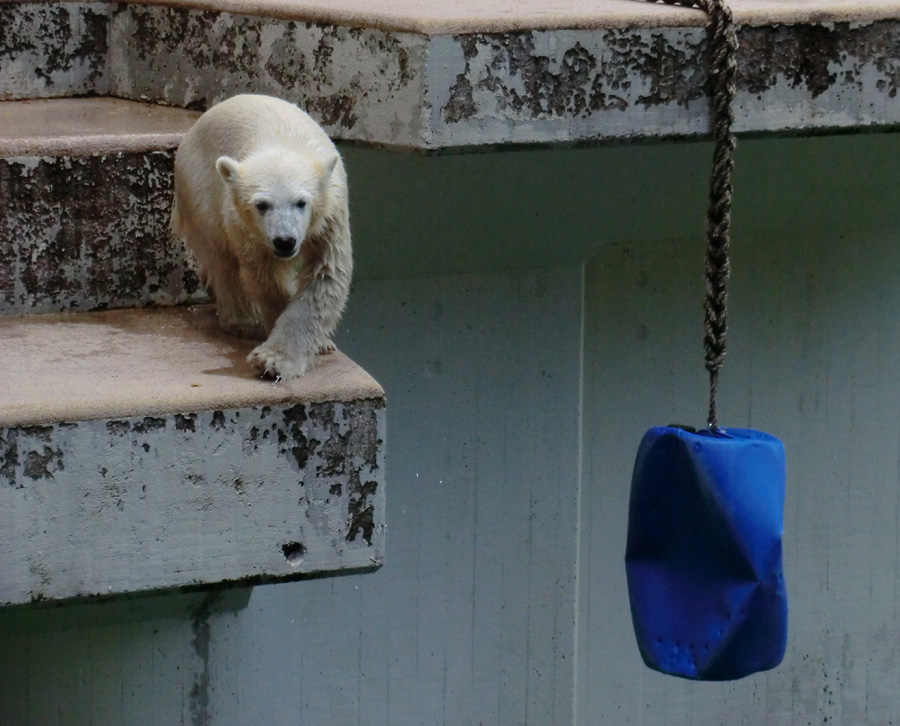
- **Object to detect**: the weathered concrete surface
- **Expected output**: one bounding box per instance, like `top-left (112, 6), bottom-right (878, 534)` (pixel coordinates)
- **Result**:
top-left (0, 2), bottom-right (109, 99)
top-left (5, 3), bottom-right (900, 146)
top-left (0, 98), bottom-right (203, 315)
top-left (426, 28), bottom-right (709, 146)
top-left (107, 10), bottom-right (900, 146)
top-left (0, 305), bottom-right (385, 425)
top-left (0, 305), bottom-right (386, 605)
top-left (0, 399), bottom-right (384, 605)
top-left (426, 21), bottom-right (900, 146)
top-left (0, 149), bottom-right (204, 315)
top-left (736, 22), bottom-right (900, 133)
top-left (0, 97), bottom-right (201, 156)
top-left (61, 0), bottom-right (900, 34)
top-left (108, 5), bottom-right (427, 147)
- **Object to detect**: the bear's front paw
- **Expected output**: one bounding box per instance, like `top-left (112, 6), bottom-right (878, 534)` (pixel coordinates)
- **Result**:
top-left (248, 343), bottom-right (310, 381)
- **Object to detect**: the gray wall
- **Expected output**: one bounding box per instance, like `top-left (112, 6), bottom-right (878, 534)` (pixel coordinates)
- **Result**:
top-left (2, 133), bottom-right (900, 725)
top-left (578, 135), bottom-right (900, 724)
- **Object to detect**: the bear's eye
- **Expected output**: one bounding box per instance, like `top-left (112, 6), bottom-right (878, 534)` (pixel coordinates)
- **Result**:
top-left (255, 201), bottom-right (271, 213)
top-left (295, 200), bottom-right (307, 210)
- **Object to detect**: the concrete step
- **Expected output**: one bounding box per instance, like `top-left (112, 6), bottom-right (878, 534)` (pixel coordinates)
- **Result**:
top-left (3, 0), bottom-right (900, 147)
top-left (0, 97), bottom-right (203, 315)
top-left (0, 2), bottom-right (110, 101)
top-left (0, 304), bottom-right (385, 606)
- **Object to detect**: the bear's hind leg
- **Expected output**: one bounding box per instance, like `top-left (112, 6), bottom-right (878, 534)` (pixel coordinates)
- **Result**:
top-left (237, 264), bottom-right (290, 338)
top-left (206, 254), bottom-right (268, 340)
top-left (213, 283), bottom-right (267, 340)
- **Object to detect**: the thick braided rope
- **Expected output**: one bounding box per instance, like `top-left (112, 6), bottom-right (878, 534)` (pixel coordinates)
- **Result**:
top-left (698, 0), bottom-right (737, 430)
top-left (649, 0), bottom-right (737, 428)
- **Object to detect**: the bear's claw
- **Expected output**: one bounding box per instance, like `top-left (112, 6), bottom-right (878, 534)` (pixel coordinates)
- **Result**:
top-left (248, 343), bottom-right (309, 381)
top-left (259, 368), bottom-right (284, 383)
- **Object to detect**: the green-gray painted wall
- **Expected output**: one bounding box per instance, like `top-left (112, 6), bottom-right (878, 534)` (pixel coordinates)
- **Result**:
top-left (2, 132), bottom-right (899, 725)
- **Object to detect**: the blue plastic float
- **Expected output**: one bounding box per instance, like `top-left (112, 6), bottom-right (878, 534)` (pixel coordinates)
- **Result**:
top-left (625, 0), bottom-right (788, 682)
top-left (625, 425), bottom-right (788, 680)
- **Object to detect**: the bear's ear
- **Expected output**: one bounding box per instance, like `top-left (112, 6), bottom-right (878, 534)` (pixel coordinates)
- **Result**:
top-left (216, 156), bottom-right (241, 184)
top-left (321, 153), bottom-right (339, 180)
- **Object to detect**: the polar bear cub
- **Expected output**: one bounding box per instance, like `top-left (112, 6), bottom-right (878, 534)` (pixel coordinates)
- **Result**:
top-left (172, 94), bottom-right (352, 380)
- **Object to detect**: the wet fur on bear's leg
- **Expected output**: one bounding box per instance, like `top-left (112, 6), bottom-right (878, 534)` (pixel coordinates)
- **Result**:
top-left (248, 273), bottom-right (349, 379)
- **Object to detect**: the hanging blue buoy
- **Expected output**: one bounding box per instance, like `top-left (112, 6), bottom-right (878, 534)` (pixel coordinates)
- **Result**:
top-left (625, 425), bottom-right (788, 680)
top-left (625, 0), bottom-right (788, 682)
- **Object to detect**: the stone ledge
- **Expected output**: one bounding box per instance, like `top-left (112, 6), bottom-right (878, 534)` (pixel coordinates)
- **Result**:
top-left (6, 0), bottom-right (900, 33)
top-left (0, 99), bottom-right (203, 315)
top-left (0, 305), bottom-right (385, 426)
top-left (0, 98), bottom-right (200, 156)
top-left (0, 305), bottom-right (386, 605)
top-left (3, 2), bottom-right (900, 146)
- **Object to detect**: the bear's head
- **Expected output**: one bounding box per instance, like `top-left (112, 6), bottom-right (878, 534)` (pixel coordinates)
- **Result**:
top-left (216, 147), bottom-right (339, 260)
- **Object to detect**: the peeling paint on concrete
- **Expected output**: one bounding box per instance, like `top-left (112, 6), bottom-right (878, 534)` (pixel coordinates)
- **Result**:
top-left (4, 3), bottom-right (900, 146)
top-left (426, 22), bottom-right (900, 145)
top-left (736, 21), bottom-right (900, 133)
top-left (0, 150), bottom-right (204, 315)
top-left (0, 2), bottom-right (109, 99)
top-left (425, 27), bottom-right (710, 146)
top-left (347, 479), bottom-right (378, 544)
top-left (0, 399), bottom-right (385, 606)
top-left (738, 22), bottom-right (900, 99)
top-left (440, 31), bottom-right (705, 123)
top-left (108, 5), bottom-right (427, 147)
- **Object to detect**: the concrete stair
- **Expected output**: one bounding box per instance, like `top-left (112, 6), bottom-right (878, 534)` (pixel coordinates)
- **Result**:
top-left (5, 0), bottom-right (900, 148)
top-left (0, 97), bottom-right (386, 605)
top-left (1, 98), bottom-right (204, 315)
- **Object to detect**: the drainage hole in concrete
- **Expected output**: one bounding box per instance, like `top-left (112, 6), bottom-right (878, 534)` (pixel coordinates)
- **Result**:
top-left (281, 541), bottom-right (306, 565)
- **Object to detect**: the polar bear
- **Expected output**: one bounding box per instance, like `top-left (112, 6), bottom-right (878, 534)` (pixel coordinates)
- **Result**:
top-left (171, 94), bottom-right (352, 380)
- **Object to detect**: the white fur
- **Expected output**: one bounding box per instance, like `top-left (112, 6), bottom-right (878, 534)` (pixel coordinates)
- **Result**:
top-left (172, 94), bottom-right (353, 380)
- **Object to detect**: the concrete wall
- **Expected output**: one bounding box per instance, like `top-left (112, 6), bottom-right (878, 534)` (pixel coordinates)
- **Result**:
top-left (577, 134), bottom-right (900, 725)
top-left (1, 132), bottom-right (900, 724)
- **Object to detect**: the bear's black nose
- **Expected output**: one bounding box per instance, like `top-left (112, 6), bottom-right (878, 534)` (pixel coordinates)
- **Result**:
top-left (273, 236), bottom-right (297, 257)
